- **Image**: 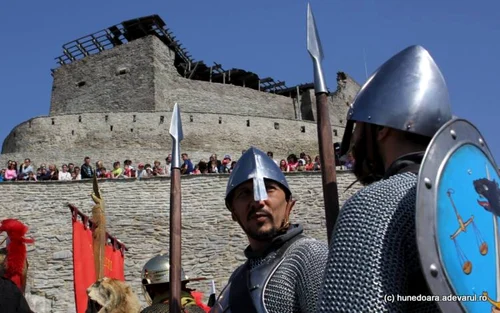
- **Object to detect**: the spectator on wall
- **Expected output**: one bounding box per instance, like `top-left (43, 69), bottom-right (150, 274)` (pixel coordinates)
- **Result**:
top-left (164, 155), bottom-right (172, 176)
top-left (304, 155), bottom-right (314, 171)
top-left (136, 163), bottom-right (145, 178)
top-left (81, 157), bottom-right (94, 179)
top-left (229, 161), bottom-right (237, 173)
top-left (4, 163), bottom-right (17, 181)
top-left (267, 151), bottom-right (279, 166)
top-left (197, 160), bottom-right (208, 174)
top-left (142, 164), bottom-right (154, 178)
top-left (95, 161), bottom-right (104, 178)
top-left (208, 155), bottom-right (220, 174)
top-left (153, 161), bottom-right (164, 176)
top-left (221, 155), bottom-right (231, 173)
top-left (48, 165), bottom-right (59, 180)
top-left (180, 153), bottom-right (194, 175)
top-left (58, 164), bottom-right (72, 180)
top-left (18, 159), bottom-right (33, 180)
top-left (111, 161), bottom-right (123, 178)
top-left (279, 159), bottom-right (290, 172)
top-left (313, 155), bottom-right (321, 171)
top-left (72, 167), bottom-right (81, 180)
top-left (287, 154), bottom-right (299, 171)
top-left (37, 165), bottom-right (50, 181)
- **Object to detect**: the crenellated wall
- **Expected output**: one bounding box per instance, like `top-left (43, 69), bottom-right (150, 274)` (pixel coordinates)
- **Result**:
top-left (3, 32), bottom-right (361, 167)
top-left (0, 171), bottom-right (362, 313)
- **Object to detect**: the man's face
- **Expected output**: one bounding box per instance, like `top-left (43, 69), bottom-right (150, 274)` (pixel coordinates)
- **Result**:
top-left (230, 180), bottom-right (293, 241)
top-left (85, 158), bottom-right (90, 165)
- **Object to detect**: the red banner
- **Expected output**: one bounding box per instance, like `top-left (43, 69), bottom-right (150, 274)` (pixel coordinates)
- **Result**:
top-left (104, 245), bottom-right (125, 280)
top-left (70, 205), bottom-right (128, 313)
top-left (72, 219), bottom-right (96, 313)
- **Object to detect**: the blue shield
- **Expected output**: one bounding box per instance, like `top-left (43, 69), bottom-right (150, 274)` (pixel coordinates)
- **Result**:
top-left (417, 118), bottom-right (500, 313)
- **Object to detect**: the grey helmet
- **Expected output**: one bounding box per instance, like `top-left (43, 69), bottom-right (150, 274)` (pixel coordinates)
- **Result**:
top-left (141, 254), bottom-right (204, 305)
top-left (341, 45), bottom-right (452, 154)
top-left (225, 147), bottom-right (290, 210)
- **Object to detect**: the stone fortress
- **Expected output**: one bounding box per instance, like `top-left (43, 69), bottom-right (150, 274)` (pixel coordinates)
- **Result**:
top-left (1, 14), bottom-right (361, 166)
top-left (0, 15), bottom-right (363, 312)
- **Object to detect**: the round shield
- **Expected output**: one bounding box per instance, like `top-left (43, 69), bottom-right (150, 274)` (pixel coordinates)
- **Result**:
top-left (417, 118), bottom-right (500, 312)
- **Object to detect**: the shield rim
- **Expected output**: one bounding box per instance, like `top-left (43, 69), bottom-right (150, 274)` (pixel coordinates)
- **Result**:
top-left (416, 117), bottom-right (499, 312)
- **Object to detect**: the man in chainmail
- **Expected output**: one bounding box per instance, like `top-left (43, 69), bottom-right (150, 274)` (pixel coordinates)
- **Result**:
top-left (140, 254), bottom-right (210, 313)
top-left (317, 45), bottom-right (453, 312)
top-left (210, 147), bottom-right (328, 313)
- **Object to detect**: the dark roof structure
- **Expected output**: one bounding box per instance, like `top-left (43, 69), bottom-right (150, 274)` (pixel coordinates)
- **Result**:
top-left (53, 15), bottom-right (318, 96)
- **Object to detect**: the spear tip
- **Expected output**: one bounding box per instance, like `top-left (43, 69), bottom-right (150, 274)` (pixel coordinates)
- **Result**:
top-left (169, 103), bottom-right (184, 142)
top-left (306, 2), bottom-right (324, 62)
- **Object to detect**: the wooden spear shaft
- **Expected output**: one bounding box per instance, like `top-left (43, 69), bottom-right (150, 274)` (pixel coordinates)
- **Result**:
top-left (307, 3), bottom-right (341, 243)
top-left (91, 174), bottom-right (106, 280)
top-left (169, 103), bottom-right (183, 313)
top-left (315, 92), bottom-right (340, 243)
top-left (169, 167), bottom-right (182, 313)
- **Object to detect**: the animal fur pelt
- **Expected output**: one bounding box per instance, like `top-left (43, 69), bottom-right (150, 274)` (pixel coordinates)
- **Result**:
top-left (0, 218), bottom-right (34, 292)
top-left (87, 277), bottom-right (141, 313)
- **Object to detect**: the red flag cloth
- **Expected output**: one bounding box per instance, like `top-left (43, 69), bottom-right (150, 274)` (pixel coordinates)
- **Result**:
top-left (72, 219), bottom-right (96, 313)
top-left (71, 212), bottom-right (126, 313)
top-left (104, 245), bottom-right (125, 280)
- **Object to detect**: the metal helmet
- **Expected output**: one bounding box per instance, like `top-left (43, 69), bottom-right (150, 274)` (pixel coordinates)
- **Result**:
top-left (225, 147), bottom-right (290, 210)
top-left (341, 45), bottom-right (452, 154)
top-left (141, 254), bottom-right (189, 305)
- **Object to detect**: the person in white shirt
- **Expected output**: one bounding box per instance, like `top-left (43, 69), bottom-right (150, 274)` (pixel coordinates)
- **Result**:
top-left (58, 164), bottom-right (72, 180)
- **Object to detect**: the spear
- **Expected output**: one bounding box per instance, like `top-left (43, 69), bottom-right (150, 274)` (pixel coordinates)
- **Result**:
top-left (307, 3), bottom-right (340, 243)
top-left (169, 103), bottom-right (183, 313)
top-left (91, 173), bottom-right (106, 280)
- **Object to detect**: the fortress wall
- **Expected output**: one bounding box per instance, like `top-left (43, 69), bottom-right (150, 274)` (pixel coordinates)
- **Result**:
top-left (49, 35), bottom-right (298, 119)
top-left (151, 37), bottom-right (297, 119)
top-left (50, 36), bottom-right (156, 115)
top-left (305, 75), bottom-right (362, 135)
top-left (1, 112), bottom-right (345, 167)
top-left (0, 171), bottom-right (362, 312)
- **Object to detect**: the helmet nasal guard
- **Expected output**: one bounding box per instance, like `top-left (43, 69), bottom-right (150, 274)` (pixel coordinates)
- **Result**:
top-left (225, 147), bottom-right (291, 210)
top-left (341, 45), bottom-right (453, 155)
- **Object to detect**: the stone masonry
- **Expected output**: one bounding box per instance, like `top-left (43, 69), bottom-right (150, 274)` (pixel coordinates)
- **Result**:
top-left (0, 15), bottom-right (366, 313)
top-left (2, 33), bottom-right (361, 167)
top-left (0, 171), bottom-right (362, 312)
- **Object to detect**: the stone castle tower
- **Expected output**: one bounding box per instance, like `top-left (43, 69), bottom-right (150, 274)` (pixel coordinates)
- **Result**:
top-left (1, 15), bottom-right (360, 166)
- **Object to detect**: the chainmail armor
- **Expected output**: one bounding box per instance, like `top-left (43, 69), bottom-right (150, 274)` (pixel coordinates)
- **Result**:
top-left (318, 173), bottom-right (440, 313)
top-left (250, 237), bottom-right (329, 313)
top-left (140, 303), bottom-right (206, 313)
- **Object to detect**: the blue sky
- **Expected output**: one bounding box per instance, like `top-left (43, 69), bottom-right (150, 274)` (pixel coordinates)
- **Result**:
top-left (1, 0), bottom-right (499, 162)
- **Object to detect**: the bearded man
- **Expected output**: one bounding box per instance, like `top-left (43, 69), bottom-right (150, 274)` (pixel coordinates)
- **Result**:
top-left (210, 147), bottom-right (328, 313)
top-left (317, 45), bottom-right (453, 312)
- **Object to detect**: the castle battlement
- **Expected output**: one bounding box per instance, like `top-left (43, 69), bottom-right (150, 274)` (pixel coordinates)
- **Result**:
top-left (2, 13), bottom-right (360, 174)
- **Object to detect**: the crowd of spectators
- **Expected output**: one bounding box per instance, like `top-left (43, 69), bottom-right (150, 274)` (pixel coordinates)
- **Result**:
top-left (0, 150), bottom-right (354, 182)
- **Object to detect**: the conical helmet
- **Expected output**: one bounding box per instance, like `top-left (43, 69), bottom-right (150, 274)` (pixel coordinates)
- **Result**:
top-left (141, 254), bottom-right (205, 305)
top-left (225, 147), bottom-right (290, 210)
top-left (346, 45), bottom-right (452, 137)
